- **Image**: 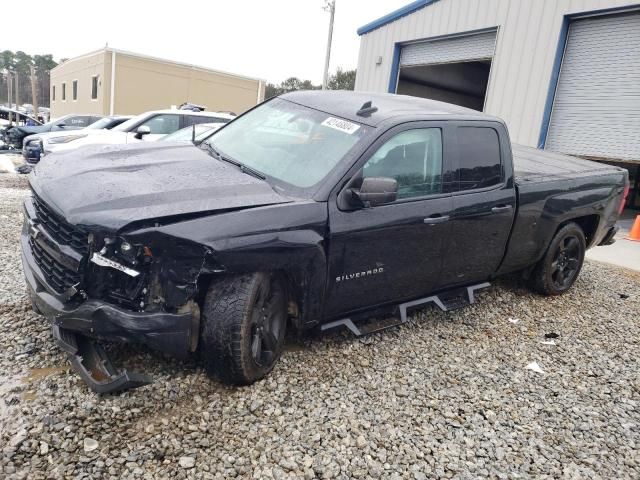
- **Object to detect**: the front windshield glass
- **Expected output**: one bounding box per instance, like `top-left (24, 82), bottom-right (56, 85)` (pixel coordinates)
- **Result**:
top-left (86, 117), bottom-right (112, 130)
top-left (161, 123), bottom-right (224, 143)
top-left (112, 113), bottom-right (149, 132)
top-left (205, 98), bottom-right (367, 189)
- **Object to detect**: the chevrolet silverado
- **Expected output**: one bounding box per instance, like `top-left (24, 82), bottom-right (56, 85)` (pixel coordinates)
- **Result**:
top-left (21, 91), bottom-right (629, 393)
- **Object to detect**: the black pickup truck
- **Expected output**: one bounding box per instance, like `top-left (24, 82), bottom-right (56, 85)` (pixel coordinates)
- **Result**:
top-left (21, 91), bottom-right (628, 393)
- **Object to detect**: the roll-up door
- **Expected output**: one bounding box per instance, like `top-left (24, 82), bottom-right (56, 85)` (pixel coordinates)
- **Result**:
top-left (546, 12), bottom-right (640, 161)
top-left (400, 31), bottom-right (497, 67)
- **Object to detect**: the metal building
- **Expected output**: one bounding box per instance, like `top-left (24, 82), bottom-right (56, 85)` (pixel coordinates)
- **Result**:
top-left (355, 0), bottom-right (640, 206)
top-left (50, 48), bottom-right (265, 118)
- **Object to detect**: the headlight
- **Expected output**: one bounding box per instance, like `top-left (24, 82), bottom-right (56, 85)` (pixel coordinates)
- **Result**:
top-left (48, 134), bottom-right (87, 144)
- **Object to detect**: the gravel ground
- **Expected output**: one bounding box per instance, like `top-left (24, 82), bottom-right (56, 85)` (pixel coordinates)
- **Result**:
top-left (1, 173), bottom-right (639, 479)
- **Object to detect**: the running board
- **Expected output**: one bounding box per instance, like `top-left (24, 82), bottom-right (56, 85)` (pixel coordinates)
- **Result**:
top-left (321, 282), bottom-right (490, 337)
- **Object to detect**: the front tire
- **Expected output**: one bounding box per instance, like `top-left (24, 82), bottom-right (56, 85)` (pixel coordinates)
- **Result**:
top-left (529, 222), bottom-right (586, 296)
top-left (200, 272), bottom-right (287, 385)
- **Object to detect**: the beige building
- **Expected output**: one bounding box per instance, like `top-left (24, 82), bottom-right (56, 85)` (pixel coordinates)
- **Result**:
top-left (50, 48), bottom-right (265, 118)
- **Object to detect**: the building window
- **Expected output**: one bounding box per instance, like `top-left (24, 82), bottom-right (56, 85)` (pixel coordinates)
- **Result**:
top-left (72, 80), bottom-right (78, 101)
top-left (62, 83), bottom-right (66, 101)
top-left (52, 85), bottom-right (56, 102)
top-left (91, 76), bottom-right (98, 100)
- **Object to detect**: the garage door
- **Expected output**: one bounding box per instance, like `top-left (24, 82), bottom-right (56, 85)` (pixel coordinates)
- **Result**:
top-left (400, 31), bottom-right (497, 67)
top-left (546, 12), bottom-right (640, 161)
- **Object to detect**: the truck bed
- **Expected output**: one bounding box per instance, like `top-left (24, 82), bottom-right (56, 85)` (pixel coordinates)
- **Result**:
top-left (512, 144), bottom-right (623, 183)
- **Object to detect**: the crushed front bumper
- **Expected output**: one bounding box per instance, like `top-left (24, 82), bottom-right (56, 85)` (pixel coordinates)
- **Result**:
top-left (21, 225), bottom-right (194, 393)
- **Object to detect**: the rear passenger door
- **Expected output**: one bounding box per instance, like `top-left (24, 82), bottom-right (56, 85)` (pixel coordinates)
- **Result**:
top-left (440, 122), bottom-right (516, 286)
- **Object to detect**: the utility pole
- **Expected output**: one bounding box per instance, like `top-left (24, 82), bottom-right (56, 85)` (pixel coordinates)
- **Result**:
top-left (322, 0), bottom-right (336, 90)
top-left (14, 71), bottom-right (20, 116)
top-left (7, 72), bottom-right (12, 125)
top-left (30, 65), bottom-right (39, 122)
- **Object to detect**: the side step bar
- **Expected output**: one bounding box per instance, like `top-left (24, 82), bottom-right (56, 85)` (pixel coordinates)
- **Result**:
top-left (321, 282), bottom-right (490, 337)
top-left (52, 326), bottom-right (152, 394)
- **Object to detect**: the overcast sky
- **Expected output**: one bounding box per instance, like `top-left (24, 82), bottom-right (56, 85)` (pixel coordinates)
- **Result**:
top-left (3, 0), bottom-right (409, 84)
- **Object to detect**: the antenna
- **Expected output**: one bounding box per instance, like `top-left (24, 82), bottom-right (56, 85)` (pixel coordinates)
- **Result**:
top-left (356, 101), bottom-right (378, 117)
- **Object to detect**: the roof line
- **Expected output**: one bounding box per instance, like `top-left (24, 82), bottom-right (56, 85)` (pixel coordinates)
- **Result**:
top-left (357, 0), bottom-right (439, 36)
top-left (51, 47), bottom-right (266, 84)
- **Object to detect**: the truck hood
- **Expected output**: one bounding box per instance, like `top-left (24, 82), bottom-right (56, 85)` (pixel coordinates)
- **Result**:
top-left (29, 142), bottom-right (292, 231)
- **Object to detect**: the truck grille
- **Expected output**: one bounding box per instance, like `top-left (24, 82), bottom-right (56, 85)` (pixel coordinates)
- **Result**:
top-left (32, 194), bottom-right (89, 255)
top-left (29, 238), bottom-right (81, 294)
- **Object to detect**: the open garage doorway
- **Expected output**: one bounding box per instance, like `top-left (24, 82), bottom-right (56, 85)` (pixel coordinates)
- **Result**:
top-left (397, 60), bottom-right (491, 111)
top-left (394, 29), bottom-right (497, 111)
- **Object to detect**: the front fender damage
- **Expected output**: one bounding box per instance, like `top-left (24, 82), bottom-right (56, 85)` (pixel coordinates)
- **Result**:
top-left (56, 233), bottom-right (217, 394)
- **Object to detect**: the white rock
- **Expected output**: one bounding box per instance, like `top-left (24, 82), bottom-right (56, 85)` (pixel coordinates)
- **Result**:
top-left (179, 456), bottom-right (196, 469)
top-left (83, 438), bottom-right (99, 452)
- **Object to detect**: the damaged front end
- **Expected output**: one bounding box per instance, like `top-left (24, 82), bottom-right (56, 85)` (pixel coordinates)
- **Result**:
top-left (21, 194), bottom-right (217, 393)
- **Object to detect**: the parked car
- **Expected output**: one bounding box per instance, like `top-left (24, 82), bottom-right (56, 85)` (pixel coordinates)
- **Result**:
top-left (22, 116), bottom-right (132, 164)
top-left (43, 109), bottom-right (236, 155)
top-left (21, 91), bottom-right (628, 393)
top-left (0, 107), bottom-right (43, 149)
top-left (159, 122), bottom-right (226, 144)
top-left (4, 114), bottom-right (103, 150)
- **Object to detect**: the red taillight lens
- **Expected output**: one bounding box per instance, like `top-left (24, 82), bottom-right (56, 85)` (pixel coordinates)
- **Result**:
top-left (619, 182), bottom-right (630, 215)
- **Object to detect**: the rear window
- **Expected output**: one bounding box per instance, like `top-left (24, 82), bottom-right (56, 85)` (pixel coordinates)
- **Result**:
top-left (456, 127), bottom-right (502, 191)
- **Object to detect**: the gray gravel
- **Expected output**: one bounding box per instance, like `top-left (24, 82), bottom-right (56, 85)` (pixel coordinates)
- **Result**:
top-left (1, 173), bottom-right (639, 479)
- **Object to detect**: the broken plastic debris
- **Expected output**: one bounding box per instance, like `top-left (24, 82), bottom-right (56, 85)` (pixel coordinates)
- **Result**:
top-left (540, 340), bottom-right (556, 346)
top-left (508, 317), bottom-right (519, 324)
top-left (619, 293), bottom-right (629, 299)
top-left (544, 332), bottom-right (559, 339)
top-left (526, 361), bottom-right (544, 374)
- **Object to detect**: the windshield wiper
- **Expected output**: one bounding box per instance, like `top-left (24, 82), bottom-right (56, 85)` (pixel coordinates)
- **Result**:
top-left (203, 142), bottom-right (266, 180)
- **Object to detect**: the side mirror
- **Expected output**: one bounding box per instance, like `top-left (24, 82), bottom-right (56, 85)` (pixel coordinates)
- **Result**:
top-left (134, 125), bottom-right (151, 139)
top-left (350, 177), bottom-right (398, 208)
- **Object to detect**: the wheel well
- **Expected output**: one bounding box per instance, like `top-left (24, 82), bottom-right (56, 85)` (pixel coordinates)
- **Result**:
top-left (559, 214), bottom-right (600, 247)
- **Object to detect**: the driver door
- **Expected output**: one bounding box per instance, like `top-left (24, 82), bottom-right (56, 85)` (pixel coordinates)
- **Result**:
top-left (324, 123), bottom-right (454, 317)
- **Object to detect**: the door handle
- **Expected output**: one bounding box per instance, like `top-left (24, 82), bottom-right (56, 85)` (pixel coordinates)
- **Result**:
top-left (491, 205), bottom-right (513, 214)
top-left (424, 215), bottom-right (450, 225)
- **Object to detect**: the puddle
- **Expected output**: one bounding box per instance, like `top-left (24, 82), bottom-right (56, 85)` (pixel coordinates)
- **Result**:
top-left (23, 366), bottom-right (67, 383)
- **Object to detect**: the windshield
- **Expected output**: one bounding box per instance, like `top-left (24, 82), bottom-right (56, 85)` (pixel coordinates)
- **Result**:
top-left (205, 98), bottom-right (367, 189)
top-left (161, 123), bottom-right (225, 143)
top-left (86, 117), bottom-right (113, 130)
top-left (112, 113), bottom-right (150, 132)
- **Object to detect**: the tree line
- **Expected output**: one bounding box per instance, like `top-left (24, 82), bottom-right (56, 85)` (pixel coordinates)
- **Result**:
top-left (265, 68), bottom-right (356, 99)
top-left (0, 50), bottom-right (58, 111)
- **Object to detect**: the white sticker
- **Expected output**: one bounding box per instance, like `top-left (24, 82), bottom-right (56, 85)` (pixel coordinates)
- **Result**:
top-left (321, 117), bottom-right (360, 135)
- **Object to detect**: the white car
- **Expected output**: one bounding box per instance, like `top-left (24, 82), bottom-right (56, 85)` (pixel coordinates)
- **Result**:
top-left (159, 122), bottom-right (226, 144)
top-left (42, 109), bottom-right (235, 156)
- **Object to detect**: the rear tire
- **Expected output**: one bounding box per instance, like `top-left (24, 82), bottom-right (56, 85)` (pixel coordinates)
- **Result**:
top-left (200, 272), bottom-right (287, 385)
top-left (529, 222), bottom-right (586, 296)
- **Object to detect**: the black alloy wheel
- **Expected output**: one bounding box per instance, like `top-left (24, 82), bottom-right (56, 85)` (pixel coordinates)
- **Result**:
top-left (529, 222), bottom-right (586, 296)
top-left (550, 234), bottom-right (582, 290)
top-left (249, 277), bottom-right (286, 368)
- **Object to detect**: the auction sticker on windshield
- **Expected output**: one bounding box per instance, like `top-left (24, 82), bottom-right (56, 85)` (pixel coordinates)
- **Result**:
top-left (321, 117), bottom-right (360, 134)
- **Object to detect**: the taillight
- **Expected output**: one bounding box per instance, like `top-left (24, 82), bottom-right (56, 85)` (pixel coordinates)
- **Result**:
top-left (619, 181), bottom-right (630, 215)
